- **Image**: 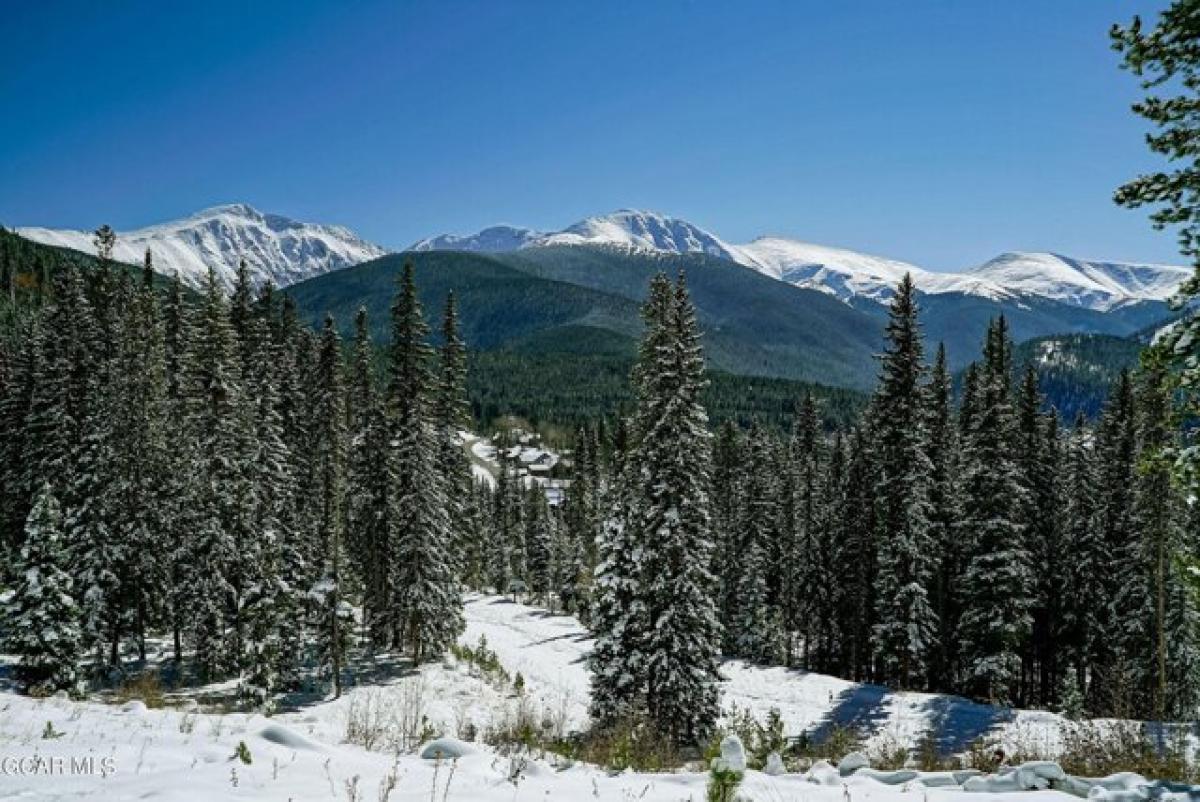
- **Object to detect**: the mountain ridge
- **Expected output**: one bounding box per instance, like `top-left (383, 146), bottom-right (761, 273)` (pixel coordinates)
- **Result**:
top-left (412, 209), bottom-right (1191, 312)
top-left (16, 203), bottom-right (388, 289)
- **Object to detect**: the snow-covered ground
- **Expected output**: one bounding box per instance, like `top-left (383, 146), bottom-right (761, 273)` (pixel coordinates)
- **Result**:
top-left (0, 595), bottom-right (1191, 800)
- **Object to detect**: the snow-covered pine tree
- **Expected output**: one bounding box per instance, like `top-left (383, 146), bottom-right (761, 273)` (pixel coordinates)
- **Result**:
top-left (345, 307), bottom-right (391, 644)
top-left (871, 274), bottom-right (938, 691)
top-left (524, 485), bottom-right (554, 606)
top-left (785, 397), bottom-right (828, 669)
top-left (958, 317), bottom-right (1034, 705)
top-left (239, 312), bottom-right (298, 704)
top-left (432, 292), bottom-right (472, 581)
top-left (816, 429), bottom-right (848, 673)
top-left (180, 269), bottom-right (248, 680)
top-left (0, 315), bottom-right (39, 559)
top-left (835, 422), bottom-right (879, 682)
top-left (711, 420), bottom-right (743, 649)
top-left (1091, 370), bottom-right (1138, 712)
top-left (489, 437), bottom-right (516, 594)
top-left (65, 272), bottom-right (127, 670)
top-left (4, 484), bottom-right (82, 695)
top-left (588, 277), bottom-right (679, 732)
top-left (117, 251), bottom-right (172, 662)
top-left (387, 261), bottom-right (463, 661)
top-left (732, 423), bottom-right (783, 663)
top-left (638, 273), bottom-right (722, 744)
top-left (1060, 411), bottom-right (1101, 710)
top-left (161, 274), bottom-right (197, 663)
top-left (926, 342), bottom-right (965, 687)
top-left (1014, 366), bottom-right (1064, 706)
top-left (311, 314), bottom-right (351, 696)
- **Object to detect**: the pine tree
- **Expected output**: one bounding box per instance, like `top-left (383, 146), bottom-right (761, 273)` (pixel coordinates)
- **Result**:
top-left (1092, 370), bottom-right (1138, 712)
top-left (4, 484), bottom-right (82, 695)
top-left (836, 422), bottom-right (879, 682)
top-left (732, 423), bottom-right (783, 662)
top-left (1015, 366), bottom-right (1063, 706)
top-left (312, 315), bottom-right (350, 696)
top-left (387, 261), bottom-right (463, 661)
top-left (638, 274), bottom-right (722, 743)
top-left (432, 292), bottom-right (472, 581)
top-left (927, 343), bottom-right (965, 687)
top-left (1060, 412), bottom-right (1101, 709)
top-left (346, 307), bottom-right (391, 643)
top-left (958, 317), bottom-right (1033, 704)
top-left (784, 397), bottom-right (828, 669)
top-left (181, 269), bottom-right (248, 680)
top-left (871, 275), bottom-right (937, 690)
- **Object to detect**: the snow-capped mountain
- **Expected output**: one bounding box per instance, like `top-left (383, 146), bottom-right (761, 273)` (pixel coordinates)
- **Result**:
top-left (17, 203), bottom-right (388, 289)
top-left (964, 252), bottom-right (1192, 311)
top-left (729, 238), bottom-right (1010, 303)
top-left (411, 210), bottom-right (743, 262)
top-left (411, 209), bottom-right (1190, 311)
top-left (538, 210), bottom-right (742, 261)
top-left (410, 225), bottom-right (545, 253)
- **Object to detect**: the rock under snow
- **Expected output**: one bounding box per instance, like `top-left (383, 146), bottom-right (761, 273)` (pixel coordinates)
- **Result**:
top-left (257, 723), bottom-right (326, 752)
top-left (418, 737), bottom-right (478, 760)
top-left (838, 751), bottom-right (870, 776)
top-left (763, 752), bottom-right (786, 776)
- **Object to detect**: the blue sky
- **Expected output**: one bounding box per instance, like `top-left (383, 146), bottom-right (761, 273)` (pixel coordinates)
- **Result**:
top-left (0, 1), bottom-right (1178, 270)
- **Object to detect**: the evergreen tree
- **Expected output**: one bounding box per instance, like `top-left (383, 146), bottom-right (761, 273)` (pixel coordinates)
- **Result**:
top-left (4, 485), bottom-right (82, 694)
top-left (639, 274), bottom-right (722, 742)
top-left (432, 292), bottom-right (472, 581)
top-left (387, 261), bottom-right (463, 661)
top-left (312, 315), bottom-right (350, 696)
top-left (927, 343), bottom-right (965, 686)
top-left (732, 423), bottom-right (783, 662)
top-left (871, 275), bottom-right (937, 690)
top-left (958, 317), bottom-right (1033, 704)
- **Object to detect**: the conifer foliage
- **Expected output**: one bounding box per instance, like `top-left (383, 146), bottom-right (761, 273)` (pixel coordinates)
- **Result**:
top-left (0, 242), bottom-right (469, 705)
top-left (589, 273), bottom-right (722, 745)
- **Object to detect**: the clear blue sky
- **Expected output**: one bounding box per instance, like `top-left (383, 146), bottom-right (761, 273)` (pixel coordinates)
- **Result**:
top-left (0, 1), bottom-right (1179, 270)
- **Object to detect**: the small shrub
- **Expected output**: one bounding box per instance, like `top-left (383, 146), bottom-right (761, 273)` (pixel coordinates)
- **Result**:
top-left (706, 763), bottom-right (743, 802)
top-left (233, 740), bottom-right (252, 765)
top-left (42, 721), bottom-right (64, 740)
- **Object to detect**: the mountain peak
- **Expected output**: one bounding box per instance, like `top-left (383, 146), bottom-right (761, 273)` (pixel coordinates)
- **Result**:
top-left (17, 205), bottom-right (387, 289)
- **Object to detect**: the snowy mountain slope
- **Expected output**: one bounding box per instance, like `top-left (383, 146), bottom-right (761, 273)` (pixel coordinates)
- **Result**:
top-left (410, 224), bottom-right (545, 253)
top-left (410, 209), bottom-right (742, 261)
top-left (730, 237), bottom-right (1010, 303)
top-left (966, 252), bottom-right (1193, 311)
top-left (17, 203), bottom-right (388, 289)
top-left (538, 209), bottom-right (742, 260)
top-left (410, 210), bottom-right (1189, 310)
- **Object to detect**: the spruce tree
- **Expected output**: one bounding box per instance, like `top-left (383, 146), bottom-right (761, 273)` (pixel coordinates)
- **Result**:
top-left (871, 274), bottom-right (937, 690)
top-left (312, 315), bottom-right (350, 696)
top-left (639, 274), bottom-right (722, 743)
top-left (958, 317), bottom-right (1033, 704)
top-left (4, 484), bottom-right (82, 694)
top-left (927, 343), bottom-right (965, 687)
top-left (432, 292), bottom-right (472, 581)
top-left (387, 261), bottom-right (463, 661)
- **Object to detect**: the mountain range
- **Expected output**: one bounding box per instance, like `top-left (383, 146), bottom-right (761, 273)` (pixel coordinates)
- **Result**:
top-left (16, 205), bottom-right (1192, 313)
top-left (413, 209), bottom-right (1192, 312)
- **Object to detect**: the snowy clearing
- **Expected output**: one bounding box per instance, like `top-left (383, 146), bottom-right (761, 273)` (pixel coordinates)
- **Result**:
top-left (0, 595), bottom-right (1194, 801)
